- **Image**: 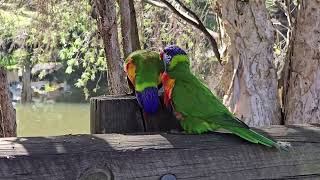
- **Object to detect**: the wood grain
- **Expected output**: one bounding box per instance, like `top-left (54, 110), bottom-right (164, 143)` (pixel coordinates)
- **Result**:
top-left (90, 95), bottom-right (145, 133)
top-left (0, 125), bottom-right (319, 179)
top-left (90, 95), bottom-right (181, 133)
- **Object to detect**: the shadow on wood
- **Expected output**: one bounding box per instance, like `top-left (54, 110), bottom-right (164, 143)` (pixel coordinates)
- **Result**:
top-left (0, 125), bottom-right (320, 179)
top-left (90, 95), bottom-right (181, 134)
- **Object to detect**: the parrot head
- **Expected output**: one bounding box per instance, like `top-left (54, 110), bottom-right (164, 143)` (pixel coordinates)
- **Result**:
top-left (160, 45), bottom-right (190, 111)
top-left (123, 50), bottom-right (163, 115)
top-left (160, 45), bottom-right (189, 71)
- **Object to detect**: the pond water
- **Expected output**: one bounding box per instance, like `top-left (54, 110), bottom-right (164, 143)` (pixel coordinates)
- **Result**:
top-left (16, 103), bottom-right (90, 137)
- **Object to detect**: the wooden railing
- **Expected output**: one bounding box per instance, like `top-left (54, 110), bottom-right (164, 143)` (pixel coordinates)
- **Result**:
top-left (0, 96), bottom-right (319, 179)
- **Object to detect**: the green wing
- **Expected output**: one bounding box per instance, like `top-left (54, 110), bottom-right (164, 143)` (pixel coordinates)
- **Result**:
top-left (129, 50), bottom-right (164, 92)
top-left (170, 69), bottom-right (286, 150)
top-left (170, 67), bottom-right (248, 133)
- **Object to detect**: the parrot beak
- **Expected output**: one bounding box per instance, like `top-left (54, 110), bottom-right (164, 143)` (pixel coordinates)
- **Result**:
top-left (160, 51), bottom-right (164, 60)
top-left (124, 58), bottom-right (132, 72)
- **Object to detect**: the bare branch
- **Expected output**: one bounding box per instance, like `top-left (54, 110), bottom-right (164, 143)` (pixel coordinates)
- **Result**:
top-left (145, 0), bottom-right (218, 38)
top-left (145, 0), bottom-right (167, 8)
top-left (174, 0), bottom-right (204, 24)
top-left (274, 0), bottom-right (292, 30)
top-left (173, 0), bottom-right (220, 62)
top-left (146, 0), bottom-right (221, 63)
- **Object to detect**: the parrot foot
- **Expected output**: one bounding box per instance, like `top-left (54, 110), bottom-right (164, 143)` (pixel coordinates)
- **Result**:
top-left (174, 111), bottom-right (184, 120)
top-left (276, 141), bottom-right (292, 151)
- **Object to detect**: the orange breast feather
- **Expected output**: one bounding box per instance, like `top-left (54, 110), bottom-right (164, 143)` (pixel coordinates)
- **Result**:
top-left (161, 72), bottom-right (175, 108)
top-left (124, 59), bottom-right (136, 85)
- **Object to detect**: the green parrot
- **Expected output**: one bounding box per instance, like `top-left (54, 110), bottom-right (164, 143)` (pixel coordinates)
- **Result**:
top-left (123, 50), bottom-right (164, 114)
top-left (160, 45), bottom-right (289, 150)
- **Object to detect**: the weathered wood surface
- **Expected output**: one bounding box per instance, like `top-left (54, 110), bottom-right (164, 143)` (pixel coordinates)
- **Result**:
top-left (90, 95), bottom-right (181, 133)
top-left (0, 125), bottom-right (320, 179)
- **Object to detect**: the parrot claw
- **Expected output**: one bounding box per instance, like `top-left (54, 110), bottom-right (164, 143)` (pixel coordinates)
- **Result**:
top-left (276, 141), bottom-right (292, 151)
top-left (174, 111), bottom-right (184, 120)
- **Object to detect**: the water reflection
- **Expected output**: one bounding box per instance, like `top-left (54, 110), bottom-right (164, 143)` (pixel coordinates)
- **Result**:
top-left (16, 103), bottom-right (90, 137)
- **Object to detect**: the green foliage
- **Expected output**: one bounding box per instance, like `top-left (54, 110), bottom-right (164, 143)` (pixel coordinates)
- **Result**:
top-left (0, 0), bottom-right (106, 99)
top-left (265, 0), bottom-right (279, 14)
top-left (1, 0), bottom-right (219, 98)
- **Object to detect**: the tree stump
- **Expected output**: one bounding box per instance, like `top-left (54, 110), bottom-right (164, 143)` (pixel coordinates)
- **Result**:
top-left (90, 95), bottom-right (180, 133)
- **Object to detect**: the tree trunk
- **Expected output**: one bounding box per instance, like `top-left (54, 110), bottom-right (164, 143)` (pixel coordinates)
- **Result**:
top-left (136, 0), bottom-right (145, 49)
top-left (94, 0), bottom-right (129, 95)
top-left (216, 0), bottom-right (281, 127)
top-left (21, 60), bottom-right (32, 104)
top-left (284, 1), bottom-right (320, 124)
top-left (119, 0), bottom-right (141, 58)
top-left (0, 67), bottom-right (17, 137)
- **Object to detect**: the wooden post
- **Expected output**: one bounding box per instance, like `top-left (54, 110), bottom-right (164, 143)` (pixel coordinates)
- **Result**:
top-left (90, 95), bottom-right (181, 133)
top-left (90, 95), bottom-right (144, 133)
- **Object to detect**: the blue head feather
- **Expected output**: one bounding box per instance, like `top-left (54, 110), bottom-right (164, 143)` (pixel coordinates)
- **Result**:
top-left (163, 45), bottom-right (187, 65)
top-left (136, 87), bottom-right (159, 114)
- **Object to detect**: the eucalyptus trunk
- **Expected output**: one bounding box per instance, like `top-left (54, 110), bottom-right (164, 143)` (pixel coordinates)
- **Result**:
top-left (216, 0), bottom-right (281, 127)
top-left (94, 0), bottom-right (129, 95)
top-left (283, 1), bottom-right (320, 124)
top-left (21, 59), bottom-right (32, 104)
top-left (119, 0), bottom-right (141, 57)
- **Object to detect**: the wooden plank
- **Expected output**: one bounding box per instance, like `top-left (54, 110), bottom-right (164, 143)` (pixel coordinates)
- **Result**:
top-left (0, 125), bottom-right (320, 179)
top-left (90, 95), bottom-right (181, 133)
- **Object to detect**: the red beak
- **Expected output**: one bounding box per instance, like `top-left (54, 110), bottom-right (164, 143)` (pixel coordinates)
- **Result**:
top-left (160, 51), bottom-right (164, 60)
top-left (124, 58), bottom-right (133, 72)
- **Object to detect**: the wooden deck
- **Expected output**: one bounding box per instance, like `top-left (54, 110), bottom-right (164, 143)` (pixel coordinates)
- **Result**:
top-left (0, 125), bottom-right (320, 179)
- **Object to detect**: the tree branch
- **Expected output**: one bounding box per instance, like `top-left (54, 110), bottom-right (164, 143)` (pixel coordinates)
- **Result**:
top-left (144, 0), bottom-right (167, 8)
top-left (144, 0), bottom-right (219, 39)
top-left (173, 0), bottom-right (220, 62)
top-left (145, 0), bottom-right (219, 38)
top-left (146, 0), bottom-right (221, 63)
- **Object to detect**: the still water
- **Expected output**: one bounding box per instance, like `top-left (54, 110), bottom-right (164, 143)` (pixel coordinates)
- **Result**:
top-left (16, 103), bottom-right (90, 137)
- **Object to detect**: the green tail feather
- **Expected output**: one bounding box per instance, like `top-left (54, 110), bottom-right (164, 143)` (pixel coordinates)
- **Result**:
top-left (224, 127), bottom-right (290, 151)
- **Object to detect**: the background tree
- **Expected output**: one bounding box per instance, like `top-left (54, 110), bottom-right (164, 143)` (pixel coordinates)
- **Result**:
top-left (3, 0), bottom-right (319, 128)
top-left (214, 0), bottom-right (281, 126)
top-left (119, 0), bottom-right (141, 57)
top-left (94, 0), bottom-right (129, 95)
top-left (20, 51), bottom-right (32, 104)
top-left (1, 0), bottom-right (107, 100)
top-left (283, 1), bottom-right (320, 124)
top-left (0, 67), bottom-right (16, 137)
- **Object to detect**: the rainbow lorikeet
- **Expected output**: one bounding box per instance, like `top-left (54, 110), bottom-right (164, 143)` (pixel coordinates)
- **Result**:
top-left (124, 50), bottom-right (164, 115)
top-left (160, 45), bottom-right (289, 150)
